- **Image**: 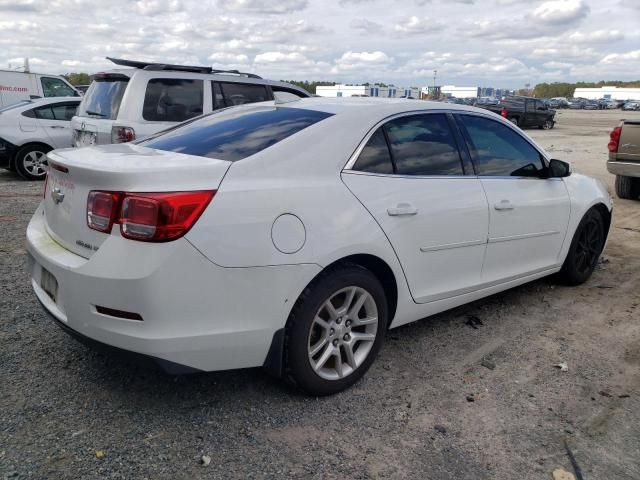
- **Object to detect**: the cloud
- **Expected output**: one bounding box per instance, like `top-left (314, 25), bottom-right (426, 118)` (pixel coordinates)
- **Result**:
top-left (135, 0), bottom-right (183, 15)
top-left (393, 16), bottom-right (444, 35)
top-left (530, 0), bottom-right (589, 25)
top-left (350, 18), bottom-right (384, 34)
top-left (567, 30), bottom-right (624, 44)
top-left (217, 0), bottom-right (308, 14)
top-left (601, 49), bottom-right (640, 64)
top-left (0, 0), bottom-right (38, 10)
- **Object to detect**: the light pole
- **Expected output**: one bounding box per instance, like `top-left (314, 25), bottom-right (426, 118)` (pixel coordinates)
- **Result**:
top-left (433, 69), bottom-right (437, 88)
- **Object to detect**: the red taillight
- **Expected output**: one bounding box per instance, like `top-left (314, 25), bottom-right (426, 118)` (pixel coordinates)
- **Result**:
top-left (87, 190), bottom-right (215, 242)
top-left (87, 191), bottom-right (122, 233)
top-left (500, 108), bottom-right (508, 118)
top-left (608, 124), bottom-right (623, 152)
top-left (111, 126), bottom-right (136, 144)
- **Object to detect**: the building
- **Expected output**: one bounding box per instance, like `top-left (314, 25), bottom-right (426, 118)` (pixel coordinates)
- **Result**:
top-left (574, 86), bottom-right (640, 100)
top-left (440, 85), bottom-right (479, 99)
top-left (315, 84), bottom-right (421, 98)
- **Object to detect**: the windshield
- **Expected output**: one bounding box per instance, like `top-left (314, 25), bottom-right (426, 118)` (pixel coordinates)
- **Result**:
top-left (78, 77), bottom-right (129, 119)
top-left (0, 100), bottom-right (32, 114)
top-left (141, 106), bottom-right (333, 161)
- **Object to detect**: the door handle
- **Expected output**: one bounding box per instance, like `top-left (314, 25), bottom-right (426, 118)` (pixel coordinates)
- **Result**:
top-left (494, 200), bottom-right (514, 211)
top-left (49, 126), bottom-right (65, 129)
top-left (387, 203), bottom-right (418, 216)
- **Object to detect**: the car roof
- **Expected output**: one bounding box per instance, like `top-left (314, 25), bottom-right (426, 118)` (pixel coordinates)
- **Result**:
top-left (269, 96), bottom-right (487, 116)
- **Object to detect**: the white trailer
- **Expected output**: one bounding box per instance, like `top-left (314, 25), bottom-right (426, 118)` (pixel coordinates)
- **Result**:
top-left (574, 86), bottom-right (640, 101)
top-left (0, 70), bottom-right (79, 108)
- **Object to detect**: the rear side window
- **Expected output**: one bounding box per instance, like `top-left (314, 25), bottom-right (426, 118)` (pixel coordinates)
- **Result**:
top-left (142, 107), bottom-right (332, 161)
top-left (459, 115), bottom-right (544, 177)
top-left (352, 129), bottom-right (394, 174)
top-left (51, 102), bottom-right (79, 120)
top-left (384, 114), bottom-right (463, 176)
top-left (213, 82), bottom-right (271, 109)
top-left (143, 79), bottom-right (204, 122)
top-left (79, 78), bottom-right (129, 120)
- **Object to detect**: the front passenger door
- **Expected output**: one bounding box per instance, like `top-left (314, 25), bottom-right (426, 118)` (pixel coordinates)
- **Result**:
top-left (342, 113), bottom-right (489, 303)
top-left (457, 114), bottom-right (570, 283)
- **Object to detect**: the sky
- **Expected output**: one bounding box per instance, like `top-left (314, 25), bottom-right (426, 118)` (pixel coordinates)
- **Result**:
top-left (1, 0), bottom-right (639, 89)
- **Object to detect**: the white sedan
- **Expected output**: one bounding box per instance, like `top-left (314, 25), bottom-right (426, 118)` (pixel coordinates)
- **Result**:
top-left (26, 98), bottom-right (612, 395)
top-left (0, 97), bottom-right (80, 180)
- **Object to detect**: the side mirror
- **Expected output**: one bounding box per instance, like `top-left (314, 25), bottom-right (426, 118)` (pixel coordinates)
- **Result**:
top-left (548, 159), bottom-right (571, 178)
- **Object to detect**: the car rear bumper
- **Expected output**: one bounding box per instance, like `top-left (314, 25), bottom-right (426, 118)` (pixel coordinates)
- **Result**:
top-left (607, 161), bottom-right (640, 177)
top-left (26, 203), bottom-right (320, 372)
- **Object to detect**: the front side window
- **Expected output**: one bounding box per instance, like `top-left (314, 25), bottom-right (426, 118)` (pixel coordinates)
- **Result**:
top-left (384, 114), bottom-right (463, 176)
top-left (352, 128), bottom-right (394, 174)
top-left (41, 77), bottom-right (77, 97)
top-left (143, 79), bottom-right (204, 122)
top-left (141, 107), bottom-right (332, 161)
top-left (459, 115), bottom-right (544, 177)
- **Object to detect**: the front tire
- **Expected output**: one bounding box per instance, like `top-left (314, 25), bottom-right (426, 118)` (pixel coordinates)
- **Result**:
top-left (559, 209), bottom-right (605, 285)
top-left (15, 144), bottom-right (50, 181)
top-left (615, 175), bottom-right (640, 200)
top-left (285, 264), bottom-right (388, 396)
top-left (541, 120), bottom-right (554, 130)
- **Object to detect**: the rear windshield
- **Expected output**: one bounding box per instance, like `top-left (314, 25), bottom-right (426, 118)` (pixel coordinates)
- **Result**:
top-left (141, 107), bottom-right (333, 161)
top-left (78, 78), bottom-right (129, 120)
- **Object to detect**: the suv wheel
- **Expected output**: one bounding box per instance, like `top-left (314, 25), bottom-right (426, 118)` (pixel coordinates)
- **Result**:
top-left (541, 120), bottom-right (553, 130)
top-left (509, 117), bottom-right (519, 127)
top-left (559, 208), bottom-right (605, 285)
top-left (15, 144), bottom-right (51, 181)
top-left (615, 175), bottom-right (640, 200)
top-left (285, 264), bottom-right (388, 396)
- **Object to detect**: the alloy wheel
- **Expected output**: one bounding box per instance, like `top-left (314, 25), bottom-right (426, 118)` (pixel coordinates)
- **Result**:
top-left (307, 286), bottom-right (378, 381)
top-left (22, 151), bottom-right (47, 177)
top-left (574, 217), bottom-right (602, 275)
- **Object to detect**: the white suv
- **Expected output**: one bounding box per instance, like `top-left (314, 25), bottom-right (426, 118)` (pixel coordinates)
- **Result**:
top-left (71, 57), bottom-right (310, 147)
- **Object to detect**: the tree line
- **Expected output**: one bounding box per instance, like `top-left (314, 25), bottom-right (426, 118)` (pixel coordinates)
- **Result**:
top-left (533, 80), bottom-right (640, 98)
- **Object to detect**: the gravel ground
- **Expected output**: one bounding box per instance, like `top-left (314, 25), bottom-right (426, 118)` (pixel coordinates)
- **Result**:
top-left (1, 109), bottom-right (639, 479)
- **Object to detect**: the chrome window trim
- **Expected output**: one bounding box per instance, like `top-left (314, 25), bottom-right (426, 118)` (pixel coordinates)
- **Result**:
top-left (342, 108), bottom-right (552, 176)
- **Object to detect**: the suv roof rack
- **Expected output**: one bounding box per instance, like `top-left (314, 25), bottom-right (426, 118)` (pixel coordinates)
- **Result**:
top-left (105, 57), bottom-right (262, 79)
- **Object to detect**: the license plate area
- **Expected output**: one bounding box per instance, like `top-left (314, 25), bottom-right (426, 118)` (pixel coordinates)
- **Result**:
top-left (41, 267), bottom-right (58, 303)
top-left (75, 130), bottom-right (96, 147)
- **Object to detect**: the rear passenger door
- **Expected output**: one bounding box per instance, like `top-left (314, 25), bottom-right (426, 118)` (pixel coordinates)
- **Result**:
top-left (24, 102), bottom-right (79, 148)
top-left (342, 113), bottom-right (490, 303)
top-left (456, 114), bottom-right (570, 283)
top-left (212, 82), bottom-right (272, 110)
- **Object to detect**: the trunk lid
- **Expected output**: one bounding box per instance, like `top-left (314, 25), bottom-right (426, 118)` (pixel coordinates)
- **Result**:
top-left (44, 143), bottom-right (231, 258)
top-left (618, 120), bottom-right (640, 162)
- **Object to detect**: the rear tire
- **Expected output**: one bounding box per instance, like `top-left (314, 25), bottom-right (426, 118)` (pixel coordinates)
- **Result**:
top-left (285, 263), bottom-right (388, 396)
top-left (509, 117), bottom-right (519, 127)
top-left (15, 144), bottom-right (50, 181)
top-left (559, 208), bottom-right (605, 285)
top-left (615, 175), bottom-right (640, 200)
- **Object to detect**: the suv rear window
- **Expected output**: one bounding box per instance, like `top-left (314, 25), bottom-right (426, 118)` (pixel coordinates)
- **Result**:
top-left (213, 82), bottom-right (271, 109)
top-left (142, 107), bottom-right (332, 161)
top-left (143, 78), bottom-right (204, 122)
top-left (79, 77), bottom-right (129, 120)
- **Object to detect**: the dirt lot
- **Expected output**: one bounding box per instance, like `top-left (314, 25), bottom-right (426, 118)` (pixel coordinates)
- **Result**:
top-left (1, 109), bottom-right (639, 479)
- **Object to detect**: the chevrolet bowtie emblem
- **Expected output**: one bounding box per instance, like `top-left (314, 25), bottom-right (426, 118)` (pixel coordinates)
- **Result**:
top-left (51, 187), bottom-right (65, 204)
